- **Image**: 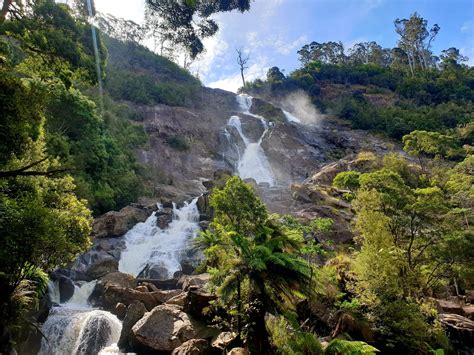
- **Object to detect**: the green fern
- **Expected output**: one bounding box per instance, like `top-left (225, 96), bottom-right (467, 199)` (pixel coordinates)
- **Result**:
top-left (324, 339), bottom-right (379, 355)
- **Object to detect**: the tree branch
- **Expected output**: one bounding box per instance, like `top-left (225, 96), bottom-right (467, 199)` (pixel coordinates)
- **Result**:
top-left (0, 157), bottom-right (70, 178)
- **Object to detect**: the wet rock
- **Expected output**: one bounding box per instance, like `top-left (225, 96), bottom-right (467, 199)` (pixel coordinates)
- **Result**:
top-left (180, 260), bottom-right (195, 275)
top-left (57, 275), bottom-right (75, 303)
top-left (118, 301), bottom-right (147, 351)
top-left (114, 302), bottom-right (127, 320)
top-left (93, 205), bottom-right (152, 238)
top-left (250, 97), bottom-right (286, 123)
top-left (196, 194), bottom-right (211, 218)
top-left (177, 273), bottom-right (211, 291)
top-left (131, 304), bottom-right (219, 353)
top-left (156, 208), bottom-right (173, 229)
top-left (171, 339), bottom-right (210, 355)
top-left (85, 253), bottom-right (119, 279)
top-left (439, 313), bottom-right (474, 346)
top-left (138, 264), bottom-right (169, 280)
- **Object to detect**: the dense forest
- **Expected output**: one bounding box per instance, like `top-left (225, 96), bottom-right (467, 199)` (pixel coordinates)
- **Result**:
top-left (0, 1), bottom-right (472, 354)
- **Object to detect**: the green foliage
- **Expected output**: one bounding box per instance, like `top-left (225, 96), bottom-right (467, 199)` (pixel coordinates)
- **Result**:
top-left (104, 36), bottom-right (201, 106)
top-left (200, 177), bottom-right (313, 353)
top-left (166, 136), bottom-right (190, 151)
top-left (325, 339), bottom-right (379, 355)
top-left (267, 315), bottom-right (323, 355)
top-left (333, 171), bottom-right (361, 191)
top-left (403, 130), bottom-right (465, 161)
top-left (345, 153), bottom-right (472, 352)
top-left (45, 85), bottom-right (147, 214)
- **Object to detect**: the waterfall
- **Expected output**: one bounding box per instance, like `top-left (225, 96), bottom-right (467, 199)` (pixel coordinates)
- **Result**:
top-left (119, 198), bottom-right (200, 277)
top-left (40, 281), bottom-right (121, 355)
top-left (283, 110), bottom-right (301, 123)
top-left (226, 94), bottom-right (275, 186)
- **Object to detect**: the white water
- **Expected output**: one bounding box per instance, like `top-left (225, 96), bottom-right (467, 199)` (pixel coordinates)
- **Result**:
top-left (283, 109), bottom-right (301, 123)
top-left (40, 281), bottom-right (121, 355)
top-left (119, 198), bottom-right (200, 277)
top-left (227, 94), bottom-right (275, 186)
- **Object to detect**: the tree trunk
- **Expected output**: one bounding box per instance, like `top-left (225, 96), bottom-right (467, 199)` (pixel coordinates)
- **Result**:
top-left (237, 275), bottom-right (242, 342)
top-left (0, 0), bottom-right (13, 24)
top-left (246, 276), bottom-right (271, 354)
top-left (240, 69), bottom-right (246, 89)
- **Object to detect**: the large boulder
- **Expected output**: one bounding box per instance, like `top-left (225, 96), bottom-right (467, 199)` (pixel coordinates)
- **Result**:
top-left (56, 275), bottom-right (75, 303)
top-left (183, 287), bottom-right (216, 320)
top-left (138, 263), bottom-right (170, 280)
top-left (171, 339), bottom-right (210, 355)
top-left (211, 332), bottom-right (237, 352)
top-left (435, 299), bottom-right (465, 316)
top-left (90, 283), bottom-right (182, 311)
top-left (118, 301), bottom-right (147, 351)
top-left (166, 292), bottom-right (188, 307)
top-left (177, 274), bottom-right (211, 291)
top-left (85, 252), bottom-right (119, 279)
top-left (99, 272), bottom-right (137, 289)
top-left (93, 205), bottom-right (152, 238)
top-left (180, 260), bottom-right (195, 275)
top-left (131, 304), bottom-right (219, 353)
top-left (156, 208), bottom-right (174, 229)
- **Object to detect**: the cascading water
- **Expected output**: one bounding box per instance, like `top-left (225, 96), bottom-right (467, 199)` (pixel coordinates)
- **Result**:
top-left (39, 281), bottom-right (122, 355)
top-left (283, 109), bottom-right (301, 123)
top-left (119, 198), bottom-right (200, 277)
top-left (227, 94), bottom-right (275, 186)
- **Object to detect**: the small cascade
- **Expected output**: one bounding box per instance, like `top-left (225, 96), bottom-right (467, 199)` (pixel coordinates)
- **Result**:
top-left (66, 281), bottom-right (98, 306)
top-left (225, 94), bottom-right (275, 186)
top-left (283, 109), bottom-right (301, 123)
top-left (40, 281), bottom-right (121, 355)
top-left (119, 198), bottom-right (200, 277)
top-left (47, 280), bottom-right (61, 304)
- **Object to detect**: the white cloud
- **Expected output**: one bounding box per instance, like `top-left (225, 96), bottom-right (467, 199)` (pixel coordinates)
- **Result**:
top-left (461, 21), bottom-right (473, 33)
top-left (208, 58), bottom-right (270, 93)
top-left (190, 30), bottom-right (229, 81)
top-left (274, 35), bottom-right (308, 55)
top-left (94, 0), bottom-right (144, 23)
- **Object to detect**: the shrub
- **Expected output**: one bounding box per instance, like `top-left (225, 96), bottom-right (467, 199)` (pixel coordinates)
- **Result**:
top-left (166, 136), bottom-right (190, 151)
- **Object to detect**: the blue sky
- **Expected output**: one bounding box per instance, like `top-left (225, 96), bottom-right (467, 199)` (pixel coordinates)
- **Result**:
top-left (95, 0), bottom-right (474, 92)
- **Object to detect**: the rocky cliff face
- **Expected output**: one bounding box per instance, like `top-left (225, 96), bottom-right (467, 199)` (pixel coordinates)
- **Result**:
top-left (133, 88), bottom-right (398, 216)
top-left (135, 87), bottom-right (236, 201)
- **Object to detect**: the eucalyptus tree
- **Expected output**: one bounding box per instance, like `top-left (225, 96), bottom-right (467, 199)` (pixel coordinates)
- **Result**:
top-left (394, 12), bottom-right (440, 74)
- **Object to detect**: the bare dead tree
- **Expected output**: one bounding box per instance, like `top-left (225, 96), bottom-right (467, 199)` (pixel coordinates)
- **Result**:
top-left (236, 47), bottom-right (250, 89)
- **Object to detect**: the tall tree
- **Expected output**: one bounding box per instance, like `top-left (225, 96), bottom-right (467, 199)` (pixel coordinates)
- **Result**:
top-left (394, 13), bottom-right (440, 74)
top-left (145, 0), bottom-right (250, 59)
top-left (236, 47), bottom-right (250, 88)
